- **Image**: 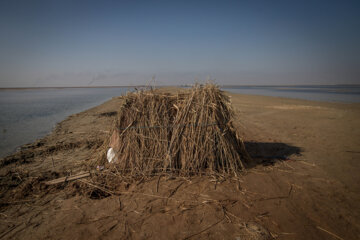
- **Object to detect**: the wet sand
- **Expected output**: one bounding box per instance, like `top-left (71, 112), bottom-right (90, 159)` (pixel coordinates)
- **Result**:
top-left (0, 88), bottom-right (359, 239)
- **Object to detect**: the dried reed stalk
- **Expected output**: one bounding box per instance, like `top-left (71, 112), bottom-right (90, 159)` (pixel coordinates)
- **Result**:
top-left (97, 83), bottom-right (251, 177)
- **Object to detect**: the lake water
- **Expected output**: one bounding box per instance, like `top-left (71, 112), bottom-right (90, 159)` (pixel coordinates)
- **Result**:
top-left (221, 85), bottom-right (360, 103)
top-left (0, 87), bottom-right (131, 158)
top-left (0, 85), bottom-right (359, 158)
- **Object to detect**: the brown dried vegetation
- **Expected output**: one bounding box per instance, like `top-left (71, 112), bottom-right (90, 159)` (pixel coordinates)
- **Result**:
top-left (95, 83), bottom-right (251, 177)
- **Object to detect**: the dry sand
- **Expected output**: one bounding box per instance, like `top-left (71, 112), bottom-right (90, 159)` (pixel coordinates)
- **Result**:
top-left (0, 88), bottom-right (359, 239)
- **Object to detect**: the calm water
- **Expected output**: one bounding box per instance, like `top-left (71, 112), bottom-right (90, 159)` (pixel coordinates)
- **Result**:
top-left (0, 85), bottom-right (359, 158)
top-left (0, 87), bottom-right (130, 158)
top-left (222, 85), bottom-right (360, 103)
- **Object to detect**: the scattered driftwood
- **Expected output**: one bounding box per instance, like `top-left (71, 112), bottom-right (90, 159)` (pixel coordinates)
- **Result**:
top-left (45, 172), bottom-right (90, 185)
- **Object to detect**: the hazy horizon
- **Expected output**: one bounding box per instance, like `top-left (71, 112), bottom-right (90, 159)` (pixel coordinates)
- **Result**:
top-left (1, 83), bottom-right (360, 89)
top-left (1, 0), bottom-right (359, 87)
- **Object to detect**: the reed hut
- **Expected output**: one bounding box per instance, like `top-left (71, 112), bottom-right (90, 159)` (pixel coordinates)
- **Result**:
top-left (102, 84), bottom-right (250, 177)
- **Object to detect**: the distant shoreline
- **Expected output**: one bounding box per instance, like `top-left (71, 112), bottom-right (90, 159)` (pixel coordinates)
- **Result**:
top-left (0, 86), bottom-right (142, 90)
top-left (1, 83), bottom-right (360, 90)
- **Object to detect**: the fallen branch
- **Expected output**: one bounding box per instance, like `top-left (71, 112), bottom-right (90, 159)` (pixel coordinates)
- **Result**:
top-left (316, 226), bottom-right (344, 240)
top-left (45, 172), bottom-right (90, 185)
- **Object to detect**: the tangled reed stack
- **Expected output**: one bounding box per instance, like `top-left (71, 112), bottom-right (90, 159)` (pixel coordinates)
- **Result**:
top-left (99, 83), bottom-right (250, 177)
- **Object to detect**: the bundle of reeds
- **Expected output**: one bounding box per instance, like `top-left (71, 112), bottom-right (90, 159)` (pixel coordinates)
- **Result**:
top-left (100, 83), bottom-right (250, 177)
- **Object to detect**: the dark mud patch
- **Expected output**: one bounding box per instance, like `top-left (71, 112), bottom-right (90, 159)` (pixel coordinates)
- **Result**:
top-left (97, 111), bottom-right (117, 117)
top-left (1, 139), bottom-right (103, 167)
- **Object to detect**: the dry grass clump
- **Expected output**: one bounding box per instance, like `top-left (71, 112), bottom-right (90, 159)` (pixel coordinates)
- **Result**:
top-left (98, 83), bottom-right (250, 177)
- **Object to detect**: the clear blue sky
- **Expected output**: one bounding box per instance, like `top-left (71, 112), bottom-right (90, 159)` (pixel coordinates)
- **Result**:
top-left (0, 0), bottom-right (359, 87)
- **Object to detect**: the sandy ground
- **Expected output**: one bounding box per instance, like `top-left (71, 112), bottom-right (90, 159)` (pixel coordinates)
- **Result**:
top-left (0, 88), bottom-right (359, 239)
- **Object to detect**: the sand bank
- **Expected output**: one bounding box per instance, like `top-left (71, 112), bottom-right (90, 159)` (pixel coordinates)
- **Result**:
top-left (0, 88), bottom-right (359, 239)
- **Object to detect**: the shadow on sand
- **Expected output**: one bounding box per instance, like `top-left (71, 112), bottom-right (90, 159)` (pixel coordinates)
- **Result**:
top-left (244, 141), bottom-right (302, 167)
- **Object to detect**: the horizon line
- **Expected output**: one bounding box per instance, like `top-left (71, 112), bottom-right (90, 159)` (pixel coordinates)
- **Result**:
top-left (1, 83), bottom-right (360, 90)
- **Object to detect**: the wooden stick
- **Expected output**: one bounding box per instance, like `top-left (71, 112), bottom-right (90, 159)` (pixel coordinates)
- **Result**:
top-left (45, 172), bottom-right (90, 185)
top-left (316, 226), bottom-right (344, 240)
top-left (0, 224), bottom-right (20, 239)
